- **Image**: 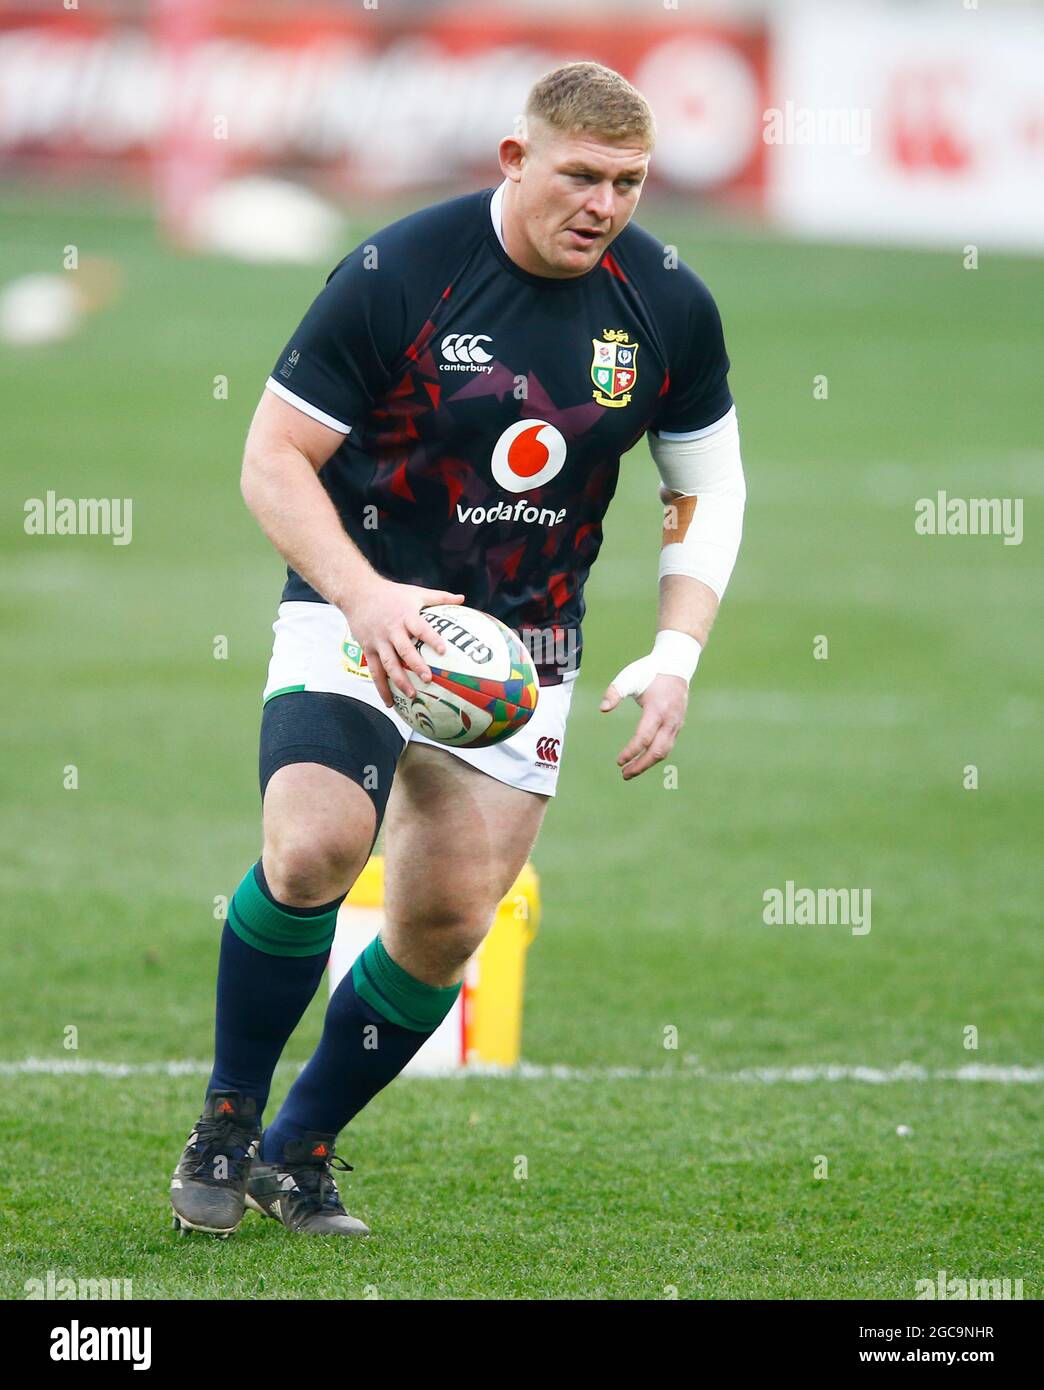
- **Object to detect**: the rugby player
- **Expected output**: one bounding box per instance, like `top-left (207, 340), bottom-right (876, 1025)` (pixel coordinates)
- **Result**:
top-left (170, 61), bottom-right (746, 1237)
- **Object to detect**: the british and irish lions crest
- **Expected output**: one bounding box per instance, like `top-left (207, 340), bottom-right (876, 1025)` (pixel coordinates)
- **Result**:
top-left (591, 329), bottom-right (638, 408)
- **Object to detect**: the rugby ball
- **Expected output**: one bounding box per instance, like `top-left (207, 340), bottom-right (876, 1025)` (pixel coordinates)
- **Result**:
top-left (390, 605), bottom-right (539, 748)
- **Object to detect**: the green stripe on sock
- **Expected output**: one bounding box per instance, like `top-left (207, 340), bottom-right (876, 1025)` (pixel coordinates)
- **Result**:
top-left (352, 936), bottom-right (461, 1032)
top-left (226, 866), bottom-right (338, 957)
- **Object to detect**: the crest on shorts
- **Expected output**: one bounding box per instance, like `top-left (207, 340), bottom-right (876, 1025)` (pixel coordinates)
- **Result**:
top-left (591, 330), bottom-right (638, 408)
top-left (342, 634), bottom-right (372, 681)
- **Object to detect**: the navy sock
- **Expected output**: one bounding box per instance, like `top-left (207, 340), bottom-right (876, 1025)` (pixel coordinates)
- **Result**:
top-left (262, 936), bottom-right (460, 1162)
top-left (207, 861), bottom-right (342, 1118)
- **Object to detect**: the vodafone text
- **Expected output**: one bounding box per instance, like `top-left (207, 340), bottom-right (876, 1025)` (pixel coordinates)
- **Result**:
top-left (456, 500), bottom-right (566, 526)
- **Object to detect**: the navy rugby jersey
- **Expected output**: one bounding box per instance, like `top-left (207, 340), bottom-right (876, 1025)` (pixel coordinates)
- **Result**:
top-left (266, 181), bottom-right (732, 684)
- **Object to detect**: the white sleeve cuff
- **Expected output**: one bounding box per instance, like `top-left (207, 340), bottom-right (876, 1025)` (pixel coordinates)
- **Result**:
top-left (265, 377), bottom-right (352, 435)
top-left (652, 404), bottom-right (736, 443)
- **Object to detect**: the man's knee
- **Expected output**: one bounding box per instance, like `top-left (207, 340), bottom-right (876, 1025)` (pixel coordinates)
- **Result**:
top-left (262, 832), bottom-right (366, 908)
top-left (389, 896), bottom-right (498, 969)
top-left (261, 763), bottom-right (377, 907)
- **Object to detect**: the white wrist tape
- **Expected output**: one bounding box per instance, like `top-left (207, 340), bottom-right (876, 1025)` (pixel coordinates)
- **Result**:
top-left (609, 629), bottom-right (702, 700)
top-left (649, 405), bottom-right (746, 600)
top-left (652, 628), bottom-right (702, 681)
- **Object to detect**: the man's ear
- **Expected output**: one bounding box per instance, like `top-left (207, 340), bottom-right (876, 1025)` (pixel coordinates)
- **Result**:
top-left (498, 136), bottom-right (526, 180)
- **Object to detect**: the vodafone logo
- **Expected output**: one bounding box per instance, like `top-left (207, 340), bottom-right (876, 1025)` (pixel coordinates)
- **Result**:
top-left (491, 420), bottom-right (567, 493)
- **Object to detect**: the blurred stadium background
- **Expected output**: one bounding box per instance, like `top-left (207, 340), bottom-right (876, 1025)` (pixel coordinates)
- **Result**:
top-left (2, 0), bottom-right (1041, 1299)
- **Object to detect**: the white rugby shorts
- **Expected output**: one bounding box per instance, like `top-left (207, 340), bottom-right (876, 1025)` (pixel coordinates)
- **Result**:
top-left (263, 601), bottom-right (577, 796)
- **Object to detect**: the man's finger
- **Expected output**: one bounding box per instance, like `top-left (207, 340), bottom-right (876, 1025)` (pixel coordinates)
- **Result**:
top-left (599, 684), bottom-right (621, 713)
top-left (422, 590), bottom-right (466, 607)
top-left (392, 626), bottom-right (432, 683)
top-left (621, 731), bottom-right (675, 781)
top-left (617, 710), bottom-right (661, 767)
top-left (405, 611), bottom-right (449, 658)
top-left (377, 640), bottom-right (415, 701)
top-left (366, 646), bottom-right (395, 709)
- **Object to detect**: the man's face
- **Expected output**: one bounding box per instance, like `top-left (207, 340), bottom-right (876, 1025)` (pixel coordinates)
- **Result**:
top-left (500, 121), bottom-right (650, 279)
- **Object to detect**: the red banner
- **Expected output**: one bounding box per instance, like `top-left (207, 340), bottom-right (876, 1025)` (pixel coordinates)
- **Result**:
top-left (0, 1), bottom-right (767, 199)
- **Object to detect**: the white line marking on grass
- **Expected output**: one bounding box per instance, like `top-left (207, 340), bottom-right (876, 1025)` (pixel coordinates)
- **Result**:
top-left (1, 1057), bottom-right (1040, 1083)
top-left (0, 1059), bottom-right (214, 1078)
top-left (723, 1063), bottom-right (1044, 1085)
top-left (485, 1062), bottom-right (1044, 1084)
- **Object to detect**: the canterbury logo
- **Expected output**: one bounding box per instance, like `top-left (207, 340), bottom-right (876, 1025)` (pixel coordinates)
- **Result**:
top-left (440, 333), bottom-right (493, 371)
top-left (535, 736), bottom-right (561, 765)
top-left (311, 1143), bottom-right (329, 1158)
top-left (216, 1100), bottom-right (234, 1114)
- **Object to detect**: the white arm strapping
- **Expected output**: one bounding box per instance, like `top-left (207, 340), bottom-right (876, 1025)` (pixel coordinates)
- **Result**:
top-left (648, 405), bottom-right (746, 600)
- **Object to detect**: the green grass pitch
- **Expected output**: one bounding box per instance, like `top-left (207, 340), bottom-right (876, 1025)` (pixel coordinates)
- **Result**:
top-left (1, 188), bottom-right (1040, 1299)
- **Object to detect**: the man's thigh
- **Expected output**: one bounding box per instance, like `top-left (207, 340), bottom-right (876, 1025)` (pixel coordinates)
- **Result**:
top-left (261, 763), bottom-right (376, 906)
top-left (258, 689), bottom-right (406, 904)
top-left (381, 743), bottom-right (550, 981)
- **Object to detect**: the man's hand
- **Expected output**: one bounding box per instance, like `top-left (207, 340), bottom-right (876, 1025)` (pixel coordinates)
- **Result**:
top-left (599, 628), bottom-right (702, 779)
top-left (600, 672), bottom-right (689, 780)
top-left (345, 579), bottom-right (466, 709)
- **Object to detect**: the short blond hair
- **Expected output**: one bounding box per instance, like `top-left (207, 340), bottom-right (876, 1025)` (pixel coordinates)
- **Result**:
top-left (524, 61), bottom-right (656, 150)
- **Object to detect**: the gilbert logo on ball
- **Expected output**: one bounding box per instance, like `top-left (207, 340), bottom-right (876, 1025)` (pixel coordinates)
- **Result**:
top-left (391, 605), bottom-right (539, 748)
top-left (491, 419), bottom-right (567, 492)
